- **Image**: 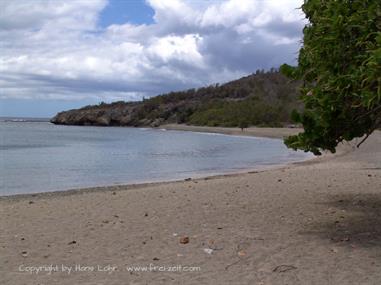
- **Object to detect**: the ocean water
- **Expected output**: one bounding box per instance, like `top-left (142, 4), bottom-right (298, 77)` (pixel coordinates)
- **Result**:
top-left (0, 122), bottom-right (312, 196)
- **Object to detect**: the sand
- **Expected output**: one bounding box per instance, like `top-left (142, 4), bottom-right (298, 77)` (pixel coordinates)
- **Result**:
top-left (1, 127), bottom-right (380, 285)
top-left (161, 124), bottom-right (304, 139)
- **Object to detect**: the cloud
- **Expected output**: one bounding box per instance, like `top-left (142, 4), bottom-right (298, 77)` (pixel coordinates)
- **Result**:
top-left (0, 0), bottom-right (306, 103)
top-left (0, 0), bottom-right (107, 31)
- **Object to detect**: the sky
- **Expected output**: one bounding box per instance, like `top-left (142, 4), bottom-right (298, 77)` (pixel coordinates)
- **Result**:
top-left (0, 0), bottom-right (306, 117)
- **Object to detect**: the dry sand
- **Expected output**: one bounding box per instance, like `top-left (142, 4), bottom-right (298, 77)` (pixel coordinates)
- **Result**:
top-left (161, 124), bottom-right (304, 139)
top-left (1, 127), bottom-right (380, 285)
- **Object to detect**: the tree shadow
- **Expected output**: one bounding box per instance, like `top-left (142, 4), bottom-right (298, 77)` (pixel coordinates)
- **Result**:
top-left (305, 193), bottom-right (381, 248)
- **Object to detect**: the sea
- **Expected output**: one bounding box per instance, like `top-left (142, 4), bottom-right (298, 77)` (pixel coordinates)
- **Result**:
top-left (0, 119), bottom-right (312, 196)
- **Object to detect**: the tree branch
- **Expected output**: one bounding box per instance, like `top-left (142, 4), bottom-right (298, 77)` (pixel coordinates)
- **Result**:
top-left (357, 132), bottom-right (371, 148)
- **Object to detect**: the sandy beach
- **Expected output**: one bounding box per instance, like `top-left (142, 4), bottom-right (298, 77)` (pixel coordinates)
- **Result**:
top-left (1, 127), bottom-right (380, 285)
top-left (161, 124), bottom-right (304, 139)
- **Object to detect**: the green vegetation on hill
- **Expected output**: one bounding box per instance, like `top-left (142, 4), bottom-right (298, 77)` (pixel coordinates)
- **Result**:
top-left (188, 97), bottom-right (287, 127)
top-left (51, 70), bottom-right (302, 128)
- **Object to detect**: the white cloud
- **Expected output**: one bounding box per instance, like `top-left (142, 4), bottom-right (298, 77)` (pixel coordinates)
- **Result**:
top-left (0, 0), bottom-right (305, 102)
top-left (200, 0), bottom-right (259, 28)
top-left (147, 34), bottom-right (204, 67)
top-left (0, 0), bottom-right (107, 31)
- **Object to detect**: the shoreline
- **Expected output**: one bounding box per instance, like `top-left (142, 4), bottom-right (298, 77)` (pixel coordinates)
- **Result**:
top-left (0, 157), bottom-right (314, 201)
top-left (1, 126), bottom-right (312, 200)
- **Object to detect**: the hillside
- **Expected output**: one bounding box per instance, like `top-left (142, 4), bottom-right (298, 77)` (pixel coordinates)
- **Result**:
top-left (51, 70), bottom-right (302, 128)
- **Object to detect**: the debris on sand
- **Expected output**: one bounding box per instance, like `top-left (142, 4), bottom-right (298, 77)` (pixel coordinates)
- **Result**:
top-left (203, 248), bottom-right (213, 254)
top-left (179, 237), bottom-right (189, 244)
top-left (273, 264), bottom-right (297, 273)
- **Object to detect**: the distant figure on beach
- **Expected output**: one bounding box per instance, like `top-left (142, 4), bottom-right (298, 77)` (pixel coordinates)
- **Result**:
top-left (239, 121), bottom-right (249, 132)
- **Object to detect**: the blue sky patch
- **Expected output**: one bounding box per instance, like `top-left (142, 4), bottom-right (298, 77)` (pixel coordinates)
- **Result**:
top-left (98, 0), bottom-right (155, 27)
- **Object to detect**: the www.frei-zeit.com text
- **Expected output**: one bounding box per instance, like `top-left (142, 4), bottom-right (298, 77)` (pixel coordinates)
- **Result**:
top-left (18, 264), bottom-right (201, 275)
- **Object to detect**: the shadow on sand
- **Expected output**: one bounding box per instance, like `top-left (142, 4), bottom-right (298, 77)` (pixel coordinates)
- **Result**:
top-left (308, 193), bottom-right (381, 248)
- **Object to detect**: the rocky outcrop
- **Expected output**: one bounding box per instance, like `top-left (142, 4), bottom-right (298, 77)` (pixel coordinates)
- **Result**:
top-left (51, 102), bottom-right (139, 126)
top-left (50, 101), bottom-right (174, 127)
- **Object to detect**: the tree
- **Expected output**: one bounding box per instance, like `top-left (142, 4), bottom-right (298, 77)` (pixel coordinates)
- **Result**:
top-left (281, 0), bottom-right (381, 155)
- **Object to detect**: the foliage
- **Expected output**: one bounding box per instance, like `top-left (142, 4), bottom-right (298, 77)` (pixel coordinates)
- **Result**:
top-left (281, 0), bottom-right (381, 155)
top-left (137, 70), bottom-right (301, 127)
top-left (188, 97), bottom-right (284, 127)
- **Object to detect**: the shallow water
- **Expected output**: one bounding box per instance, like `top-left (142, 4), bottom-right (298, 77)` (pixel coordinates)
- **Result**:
top-left (0, 122), bottom-right (312, 195)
